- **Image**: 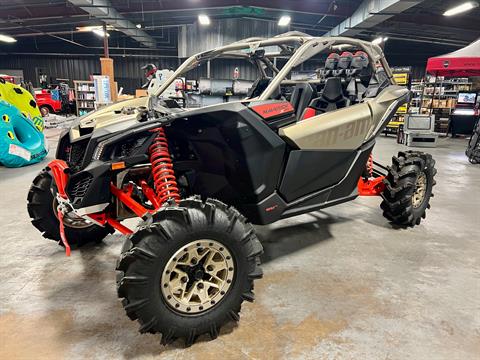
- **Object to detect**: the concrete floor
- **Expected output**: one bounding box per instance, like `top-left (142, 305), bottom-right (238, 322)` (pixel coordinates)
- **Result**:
top-left (0, 130), bottom-right (479, 359)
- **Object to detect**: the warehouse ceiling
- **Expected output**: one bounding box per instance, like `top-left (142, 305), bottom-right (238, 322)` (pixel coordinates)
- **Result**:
top-left (0, 0), bottom-right (478, 58)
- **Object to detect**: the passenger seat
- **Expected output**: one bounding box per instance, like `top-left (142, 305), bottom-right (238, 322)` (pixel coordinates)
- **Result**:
top-left (300, 78), bottom-right (348, 119)
top-left (345, 51), bottom-right (373, 103)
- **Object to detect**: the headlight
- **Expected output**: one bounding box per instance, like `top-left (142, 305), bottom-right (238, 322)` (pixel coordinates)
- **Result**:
top-left (92, 139), bottom-right (108, 160)
top-left (92, 133), bottom-right (151, 161)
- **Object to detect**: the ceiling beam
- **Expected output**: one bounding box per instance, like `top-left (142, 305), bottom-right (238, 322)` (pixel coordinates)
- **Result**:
top-left (68, 0), bottom-right (156, 47)
top-left (325, 0), bottom-right (424, 37)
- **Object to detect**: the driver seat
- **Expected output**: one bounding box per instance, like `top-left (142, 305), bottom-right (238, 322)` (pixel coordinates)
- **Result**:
top-left (289, 83), bottom-right (314, 120)
top-left (303, 77), bottom-right (348, 117)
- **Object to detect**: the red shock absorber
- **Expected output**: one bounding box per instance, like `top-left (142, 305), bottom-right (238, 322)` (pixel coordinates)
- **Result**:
top-left (367, 153), bottom-right (374, 178)
top-left (148, 127), bottom-right (180, 206)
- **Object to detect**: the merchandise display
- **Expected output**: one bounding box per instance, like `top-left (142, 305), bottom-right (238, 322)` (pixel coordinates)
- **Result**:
top-left (0, 78), bottom-right (44, 130)
top-left (26, 34), bottom-right (436, 346)
top-left (403, 114), bottom-right (438, 147)
top-left (0, 100), bottom-right (47, 167)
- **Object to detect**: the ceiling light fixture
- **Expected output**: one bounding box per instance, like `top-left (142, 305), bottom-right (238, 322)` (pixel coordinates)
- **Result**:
top-left (0, 34), bottom-right (17, 43)
top-left (278, 15), bottom-right (291, 26)
top-left (92, 29), bottom-right (110, 37)
top-left (198, 14), bottom-right (211, 25)
top-left (136, 24), bottom-right (142, 29)
top-left (77, 25), bottom-right (114, 32)
top-left (443, 1), bottom-right (478, 16)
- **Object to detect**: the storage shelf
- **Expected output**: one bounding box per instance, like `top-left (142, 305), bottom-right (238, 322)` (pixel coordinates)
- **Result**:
top-left (74, 80), bottom-right (96, 116)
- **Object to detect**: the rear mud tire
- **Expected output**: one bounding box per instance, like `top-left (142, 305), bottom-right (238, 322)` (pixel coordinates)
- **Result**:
top-left (381, 151), bottom-right (437, 227)
top-left (27, 169), bottom-right (113, 246)
top-left (116, 196), bottom-right (263, 347)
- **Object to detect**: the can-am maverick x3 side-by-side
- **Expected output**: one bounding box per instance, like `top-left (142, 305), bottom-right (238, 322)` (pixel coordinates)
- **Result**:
top-left (27, 33), bottom-right (436, 346)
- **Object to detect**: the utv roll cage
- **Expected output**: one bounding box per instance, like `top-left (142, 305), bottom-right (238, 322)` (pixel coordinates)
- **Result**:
top-left (152, 31), bottom-right (396, 103)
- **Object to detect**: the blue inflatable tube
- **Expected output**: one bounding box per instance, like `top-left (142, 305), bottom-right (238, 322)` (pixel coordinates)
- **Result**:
top-left (0, 100), bottom-right (48, 168)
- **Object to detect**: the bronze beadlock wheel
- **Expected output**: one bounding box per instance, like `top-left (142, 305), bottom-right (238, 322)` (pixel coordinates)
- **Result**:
top-left (412, 172), bottom-right (427, 209)
top-left (161, 239), bottom-right (235, 314)
top-left (381, 151), bottom-right (437, 227)
top-left (116, 197), bottom-right (263, 346)
top-left (52, 197), bottom-right (93, 229)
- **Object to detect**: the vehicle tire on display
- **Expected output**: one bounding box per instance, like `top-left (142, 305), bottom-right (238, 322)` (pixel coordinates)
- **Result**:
top-left (116, 196), bottom-right (263, 346)
top-left (381, 151), bottom-right (437, 226)
top-left (27, 170), bottom-right (114, 246)
top-left (39, 105), bottom-right (50, 117)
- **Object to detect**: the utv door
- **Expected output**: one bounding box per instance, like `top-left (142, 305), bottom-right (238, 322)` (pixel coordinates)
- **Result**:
top-left (278, 86), bottom-right (410, 203)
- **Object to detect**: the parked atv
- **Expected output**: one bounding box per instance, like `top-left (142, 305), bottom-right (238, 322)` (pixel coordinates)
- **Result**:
top-left (27, 33), bottom-right (436, 346)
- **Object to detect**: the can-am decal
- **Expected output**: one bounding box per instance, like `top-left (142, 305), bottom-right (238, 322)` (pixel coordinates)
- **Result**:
top-left (251, 102), bottom-right (294, 119)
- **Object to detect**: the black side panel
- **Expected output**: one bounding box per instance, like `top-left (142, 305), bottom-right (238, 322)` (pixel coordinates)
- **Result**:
top-left (167, 103), bottom-right (287, 208)
top-left (327, 139), bottom-right (374, 201)
top-left (279, 150), bottom-right (356, 202)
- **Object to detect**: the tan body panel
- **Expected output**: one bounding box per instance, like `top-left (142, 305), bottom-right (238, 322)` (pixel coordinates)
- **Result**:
top-left (279, 86), bottom-right (408, 150)
top-left (70, 97), bottom-right (149, 140)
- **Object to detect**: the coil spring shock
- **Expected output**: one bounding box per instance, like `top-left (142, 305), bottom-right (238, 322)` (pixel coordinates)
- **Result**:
top-left (367, 153), bottom-right (374, 178)
top-left (148, 127), bottom-right (180, 206)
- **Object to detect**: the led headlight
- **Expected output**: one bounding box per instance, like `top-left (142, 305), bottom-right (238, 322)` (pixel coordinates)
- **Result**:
top-left (92, 139), bottom-right (109, 160)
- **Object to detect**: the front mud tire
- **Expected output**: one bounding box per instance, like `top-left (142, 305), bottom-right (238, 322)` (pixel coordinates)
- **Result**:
top-left (381, 151), bottom-right (437, 226)
top-left (116, 197), bottom-right (263, 346)
top-left (27, 169), bottom-right (113, 246)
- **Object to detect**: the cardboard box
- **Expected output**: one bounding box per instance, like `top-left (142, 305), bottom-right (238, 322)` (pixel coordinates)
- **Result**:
top-left (135, 89), bottom-right (148, 98)
top-left (117, 94), bottom-right (135, 101)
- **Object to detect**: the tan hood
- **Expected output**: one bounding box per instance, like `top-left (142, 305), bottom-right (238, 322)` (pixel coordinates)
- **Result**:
top-left (70, 97), bottom-right (149, 140)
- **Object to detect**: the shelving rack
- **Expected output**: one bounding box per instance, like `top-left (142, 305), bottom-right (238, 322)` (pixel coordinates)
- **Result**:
top-left (74, 80), bottom-right (96, 116)
top-left (411, 77), bottom-right (472, 133)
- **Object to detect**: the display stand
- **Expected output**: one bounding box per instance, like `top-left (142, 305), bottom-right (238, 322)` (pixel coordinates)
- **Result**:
top-left (74, 80), bottom-right (96, 116)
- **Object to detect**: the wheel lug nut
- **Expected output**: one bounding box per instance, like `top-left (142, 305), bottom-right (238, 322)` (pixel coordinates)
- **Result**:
top-left (191, 258), bottom-right (197, 264)
top-left (197, 282), bottom-right (204, 289)
top-left (181, 276), bottom-right (188, 283)
top-left (207, 265), bottom-right (214, 271)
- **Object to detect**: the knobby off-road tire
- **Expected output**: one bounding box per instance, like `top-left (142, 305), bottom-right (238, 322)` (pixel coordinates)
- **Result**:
top-left (116, 196), bottom-right (263, 347)
top-left (27, 169), bottom-right (113, 246)
top-left (381, 151), bottom-right (437, 226)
